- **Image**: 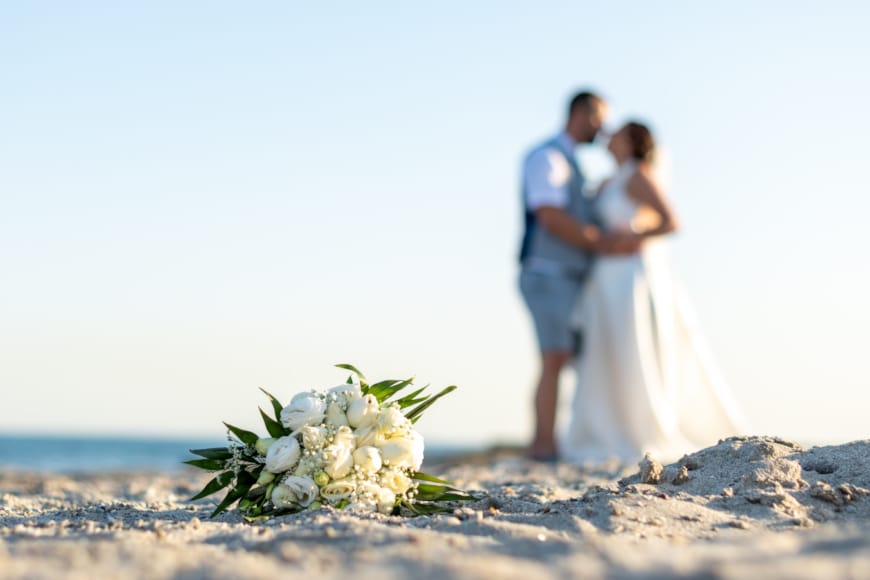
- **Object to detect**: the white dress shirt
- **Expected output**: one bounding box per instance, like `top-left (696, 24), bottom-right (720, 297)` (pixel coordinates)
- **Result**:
top-left (523, 132), bottom-right (577, 210)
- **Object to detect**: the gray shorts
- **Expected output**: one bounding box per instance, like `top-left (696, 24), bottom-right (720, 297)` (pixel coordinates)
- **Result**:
top-left (519, 269), bottom-right (585, 353)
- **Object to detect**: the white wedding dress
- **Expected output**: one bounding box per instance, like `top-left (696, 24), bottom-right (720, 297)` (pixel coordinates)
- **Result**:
top-left (562, 160), bottom-right (747, 463)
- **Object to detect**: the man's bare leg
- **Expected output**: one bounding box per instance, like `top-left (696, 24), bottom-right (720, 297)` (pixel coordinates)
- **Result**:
top-left (530, 351), bottom-right (570, 459)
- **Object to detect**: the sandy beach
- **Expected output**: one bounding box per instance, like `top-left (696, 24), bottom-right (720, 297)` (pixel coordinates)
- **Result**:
top-left (2, 436), bottom-right (870, 579)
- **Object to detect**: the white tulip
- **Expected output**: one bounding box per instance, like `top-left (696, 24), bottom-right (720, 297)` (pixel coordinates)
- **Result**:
top-left (280, 392), bottom-right (326, 431)
top-left (323, 428), bottom-right (356, 480)
top-left (324, 447), bottom-right (353, 480)
top-left (321, 479), bottom-right (356, 502)
top-left (381, 470), bottom-right (412, 494)
top-left (333, 425), bottom-right (356, 447)
top-left (352, 446), bottom-right (383, 473)
top-left (299, 425), bottom-right (327, 451)
top-left (355, 424), bottom-right (386, 448)
top-left (347, 394), bottom-right (379, 429)
top-left (264, 436), bottom-right (301, 473)
top-left (379, 432), bottom-right (424, 471)
top-left (325, 402), bottom-right (349, 427)
top-left (410, 431), bottom-right (424, 470)
top-left (255, 437), bottom-right (277, 456)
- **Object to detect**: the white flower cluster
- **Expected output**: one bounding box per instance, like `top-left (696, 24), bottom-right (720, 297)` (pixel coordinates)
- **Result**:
top-left (252, 383), bottom-right (423, 514)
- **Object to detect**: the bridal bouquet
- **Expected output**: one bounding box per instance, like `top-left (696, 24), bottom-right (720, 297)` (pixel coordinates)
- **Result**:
top-left (186, 364), bottom-right (475, 520)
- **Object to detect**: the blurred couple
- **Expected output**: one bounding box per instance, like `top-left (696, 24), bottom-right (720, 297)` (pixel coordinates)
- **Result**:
top-left (518, 91), bottom-right (746, 463)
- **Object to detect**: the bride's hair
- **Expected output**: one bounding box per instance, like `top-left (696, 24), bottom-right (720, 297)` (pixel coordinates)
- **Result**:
top-left (625, 121), bottom-right (655, 162)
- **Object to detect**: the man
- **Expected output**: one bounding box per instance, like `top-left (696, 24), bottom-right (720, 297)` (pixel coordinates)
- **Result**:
top-left (519, 90), bottom-right (636, 461)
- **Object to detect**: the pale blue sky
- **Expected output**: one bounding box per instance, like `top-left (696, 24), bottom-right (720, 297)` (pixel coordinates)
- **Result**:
top-left (2, 1), bottom-right (868, 446)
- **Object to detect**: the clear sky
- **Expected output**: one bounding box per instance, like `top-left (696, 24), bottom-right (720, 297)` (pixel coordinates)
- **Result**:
top-left (2, 1), bottom-right (868, 447)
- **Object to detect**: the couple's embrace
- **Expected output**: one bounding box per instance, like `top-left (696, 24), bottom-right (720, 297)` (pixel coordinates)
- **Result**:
top-left (519, 91), bottom-right (746, 463)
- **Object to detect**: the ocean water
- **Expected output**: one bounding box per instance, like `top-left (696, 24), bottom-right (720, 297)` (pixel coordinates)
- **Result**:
top-left (0, 435), bottom-right (224, 473)
top-left (0, 434), bottom-right (473, 473)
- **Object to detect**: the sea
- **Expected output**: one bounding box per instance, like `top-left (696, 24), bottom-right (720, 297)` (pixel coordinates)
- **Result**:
top-left (0, 434), bottom-right (474, 473)
top-left (0, 434), bottom-right (224, 473)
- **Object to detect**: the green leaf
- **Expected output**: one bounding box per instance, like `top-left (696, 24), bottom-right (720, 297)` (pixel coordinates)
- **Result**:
top-left (415, 482), bottom-right (464, 500)
top-left (413, 471), bottom-right (454, 485)
top-left (189, 447), bottom-right (233, 460)
top-left (335, 363), bottom-right (368, 390)
top-left (224, 422), bottom-right (259, 447)
top-left (403, 500), bottom-right (453, 515)
top-left (242, 505), bottom-right (304, 522)
top-left (259, 407), bottom-right (287, 438)
top-left (244, 486), bottom-right (268, 501)
top-left (392, 386), bottom-right (428, 409)
top-left (368, 377), bottom-right (415, 403)
top-left (259, 387), bottom-right (284, 421)
top-left (190, 471), bottom-right (234, 501)
top-left (209, 469), bottom-right (258, 518)
top-left (183, 458), bottom-right (227, 471)
top-left (210, 484), bottom-right (247, 517)
top-left (426, 491), bottom-right (477, 502)
top-left (405, 385), bottom-right (458, 423)
top-left (335, 363), bottom-right (365, 379)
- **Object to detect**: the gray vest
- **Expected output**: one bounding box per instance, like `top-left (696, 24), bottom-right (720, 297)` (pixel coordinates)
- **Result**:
top-left (519, 138), bottom-right (596, 277)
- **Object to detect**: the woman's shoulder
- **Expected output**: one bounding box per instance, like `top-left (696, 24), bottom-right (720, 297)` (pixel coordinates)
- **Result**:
top-left (627, 162), bottom-right (657, 188)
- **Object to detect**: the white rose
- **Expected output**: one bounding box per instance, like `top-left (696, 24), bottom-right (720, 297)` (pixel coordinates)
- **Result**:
top-left (327, 383), bottom-right (362, 401)
top-left (299, 425), bottom-right (327, 451)
top-left (347, 394), bottom-right (379, 429)
top-left (265, 435), bottom-right (301, 473)
top-left (376, 406), bottom-right (409, 436)
top-left (379, 432), bottom-right (424, 471)
top-left (271, 484), bottom-right (297, 508)
top-left (280, 392), bottom-right (326, 431)
top-left (381, 470), bottom-right (412, 494)
top-left (352, 446), bottom-right (383, 473)
top-left (325, 402), bottom-right (349, 427)
top-left (321, 479), bottom-right (355, 503)
top-left (377, 487), bottom-right (396, 514)
top-left (255, 437), bottom-right (277, 456)
top-left (280, 476), bottom-right (319, 507)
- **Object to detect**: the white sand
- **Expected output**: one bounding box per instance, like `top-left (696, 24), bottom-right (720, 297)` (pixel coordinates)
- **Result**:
top-left (2, 436), bottom-right (870, 579)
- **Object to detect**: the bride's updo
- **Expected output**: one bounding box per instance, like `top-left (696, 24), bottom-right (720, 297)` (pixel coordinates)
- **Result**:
top-left (625, 121), bottom-right (655, 162)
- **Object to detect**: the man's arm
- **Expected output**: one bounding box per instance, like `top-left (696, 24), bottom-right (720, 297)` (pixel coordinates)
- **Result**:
top-left (524, 147), bottom-right (601, 251)
top-left (535, 206), bottom-right (601, 251)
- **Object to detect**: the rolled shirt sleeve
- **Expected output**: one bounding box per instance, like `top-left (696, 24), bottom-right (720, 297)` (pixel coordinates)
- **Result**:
top-left (524, 147), bottom-right (571, 210)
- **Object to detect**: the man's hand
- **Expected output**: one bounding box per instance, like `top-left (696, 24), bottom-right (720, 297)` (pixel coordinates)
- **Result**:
top-left (535, 206), bottom-right (602, 251)
top-left (596, 230), bottom-right (643, 254)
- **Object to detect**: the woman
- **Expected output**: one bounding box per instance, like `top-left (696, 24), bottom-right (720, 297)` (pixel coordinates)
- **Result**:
top-left (562, 122), bottom-right (747, 463)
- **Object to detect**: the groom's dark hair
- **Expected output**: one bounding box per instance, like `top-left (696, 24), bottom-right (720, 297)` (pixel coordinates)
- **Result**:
top-left (568, 91), bottom-right (604, 115)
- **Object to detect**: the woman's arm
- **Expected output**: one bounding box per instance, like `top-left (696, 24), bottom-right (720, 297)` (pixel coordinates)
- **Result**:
top-left (625, 167), bottom-right (679, 238)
